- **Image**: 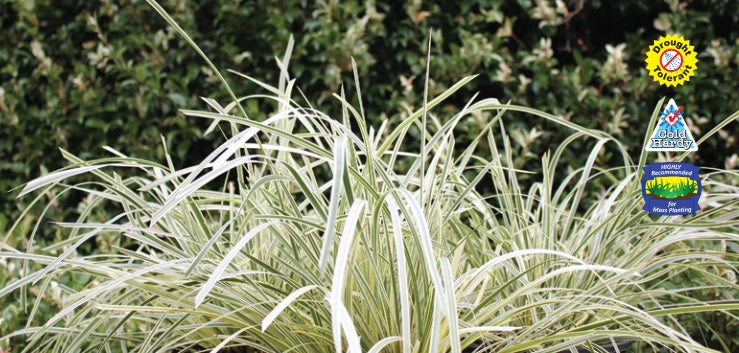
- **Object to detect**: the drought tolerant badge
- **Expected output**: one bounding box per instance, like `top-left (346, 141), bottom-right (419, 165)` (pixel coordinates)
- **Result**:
top-left (646, 98), bottom-right (698, 151)
top-left (642, 162), bottom-right (701, 216)
top-left (645, 34), bottom-right (698, 87)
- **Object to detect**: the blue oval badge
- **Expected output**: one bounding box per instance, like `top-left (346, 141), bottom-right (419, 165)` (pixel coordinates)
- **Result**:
top-left (642, 162), bottom-right (701, 216)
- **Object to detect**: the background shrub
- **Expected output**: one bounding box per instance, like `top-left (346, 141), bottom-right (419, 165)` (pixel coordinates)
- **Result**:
top-left (1, 0), bottom-right (738, 228)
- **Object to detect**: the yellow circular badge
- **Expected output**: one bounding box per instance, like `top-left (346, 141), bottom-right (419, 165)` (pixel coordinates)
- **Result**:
top-left (645, 34), bottom-right (698, 87)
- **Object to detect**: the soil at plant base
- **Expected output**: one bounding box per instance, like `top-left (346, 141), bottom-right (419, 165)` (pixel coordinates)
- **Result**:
top-left (649, 192), bottom-right (697, 201)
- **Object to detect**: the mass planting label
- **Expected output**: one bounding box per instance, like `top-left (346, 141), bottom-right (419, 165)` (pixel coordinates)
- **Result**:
top-left (642, 162), bottom-right (701, 216)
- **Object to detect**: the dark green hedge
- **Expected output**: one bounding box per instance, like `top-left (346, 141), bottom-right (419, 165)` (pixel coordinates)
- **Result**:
top-left (2, 0), bottom-right (738, 229)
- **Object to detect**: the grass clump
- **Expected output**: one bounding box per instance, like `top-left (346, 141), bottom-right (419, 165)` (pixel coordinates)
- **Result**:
top-left (1, 2), bottom-right (738, 352)
top-left (645, 178), bottom-right (699, 199)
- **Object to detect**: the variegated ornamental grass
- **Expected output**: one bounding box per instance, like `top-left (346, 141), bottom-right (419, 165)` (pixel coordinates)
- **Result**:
top-left (1, 1), bottom-right (738, 352)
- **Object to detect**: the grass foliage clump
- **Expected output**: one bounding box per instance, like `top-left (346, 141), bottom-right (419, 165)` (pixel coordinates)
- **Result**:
top-left (2, 3), bottom-right (738, 353)
top-left (645, 178), bottom-right (699, 199)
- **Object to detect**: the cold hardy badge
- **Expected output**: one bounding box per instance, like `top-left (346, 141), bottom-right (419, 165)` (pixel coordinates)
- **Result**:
top-left (645, 98), bottom-right (698, 152)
